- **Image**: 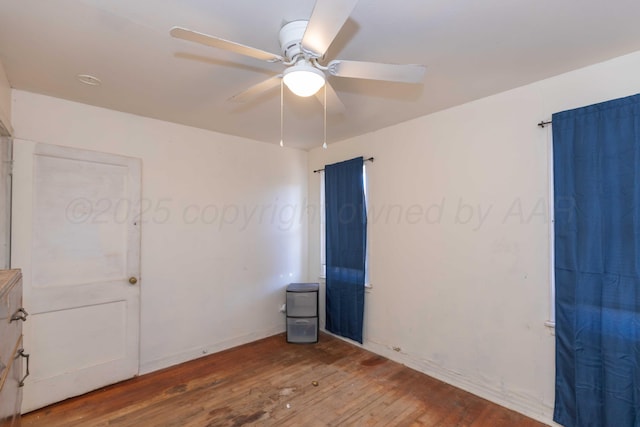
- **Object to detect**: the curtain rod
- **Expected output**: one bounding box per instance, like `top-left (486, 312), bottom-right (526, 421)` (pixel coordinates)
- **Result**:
top-left (313, 157), bottom-right (374, 173)
top-left (538, 120), bottom-right (552, 128)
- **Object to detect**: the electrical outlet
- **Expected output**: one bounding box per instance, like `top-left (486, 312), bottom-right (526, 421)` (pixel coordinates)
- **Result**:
top-left (279, 303), bottom-right (286, 313)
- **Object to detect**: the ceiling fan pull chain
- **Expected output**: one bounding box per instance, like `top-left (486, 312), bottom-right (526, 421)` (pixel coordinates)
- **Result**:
top-left (280, 79), bottom-right (284, 147)
top-left (323, 84), bottom-right (328, 149)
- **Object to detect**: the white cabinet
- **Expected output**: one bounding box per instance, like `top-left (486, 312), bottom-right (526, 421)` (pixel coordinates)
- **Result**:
top-left (0, 269), bottom-right (26, 427)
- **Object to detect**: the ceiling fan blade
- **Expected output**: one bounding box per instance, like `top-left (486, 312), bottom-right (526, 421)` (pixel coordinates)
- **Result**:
top-left (328, 60), bottom-right (426, 83)
top-left (301, 0), bottom-right (359, 58)
top-left (315, 82), bottom-right (345, 114)
top-left (170, 26), bottom-right (283, 63)
top-left (228, 75), bottom-right (283, 103)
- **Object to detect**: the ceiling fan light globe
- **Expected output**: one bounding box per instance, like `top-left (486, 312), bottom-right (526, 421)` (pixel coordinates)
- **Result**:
top-left (283, 64), bottom-right (325, 97)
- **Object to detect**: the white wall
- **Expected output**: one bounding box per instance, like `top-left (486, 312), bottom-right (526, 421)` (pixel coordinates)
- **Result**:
top-left (11, 90), bottom-right (308, 374)
top-left (308, 50), bottom-right (640, 424)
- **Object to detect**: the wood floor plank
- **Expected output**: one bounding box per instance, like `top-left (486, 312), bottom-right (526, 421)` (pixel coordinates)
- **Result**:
top-left (21, 333), bottom-right (549, 426)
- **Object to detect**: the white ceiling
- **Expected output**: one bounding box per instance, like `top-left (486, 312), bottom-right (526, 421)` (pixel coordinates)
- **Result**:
top-left (1, 1), bottom-right (640, 150)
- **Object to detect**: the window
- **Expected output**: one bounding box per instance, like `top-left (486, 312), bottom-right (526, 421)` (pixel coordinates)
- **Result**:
top-left (322, 157), bottom-right (368, 343)
top-left (546, 126), bottom-right (555, 329)
top-left (319, 170), bottom-right (326, 278)
top-left (551, 93), bottom-right (640, 427)
top-left (319, 164), bottom-right (369, 285)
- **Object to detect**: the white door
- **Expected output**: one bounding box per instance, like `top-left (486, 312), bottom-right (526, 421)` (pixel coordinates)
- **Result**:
top-left (11, 141), bottom-right (141, 412)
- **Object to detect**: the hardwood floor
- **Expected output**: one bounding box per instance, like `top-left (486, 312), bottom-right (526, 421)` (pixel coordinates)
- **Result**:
top-left (22, 333), bottom-right (548, 427)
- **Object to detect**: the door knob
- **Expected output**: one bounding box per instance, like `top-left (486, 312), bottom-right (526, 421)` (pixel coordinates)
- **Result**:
top-left (129, 277), bottom-right (138, 285)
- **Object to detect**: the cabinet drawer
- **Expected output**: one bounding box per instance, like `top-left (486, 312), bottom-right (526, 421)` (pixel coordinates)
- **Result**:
top-left (286, 317), bottom-right (318, 343)
top-left (286, 291), bottom-right (318, 317)
top-left (0, 272), bottom-right (23, 375)
top-left (0, 337), bottom-right (23, 427)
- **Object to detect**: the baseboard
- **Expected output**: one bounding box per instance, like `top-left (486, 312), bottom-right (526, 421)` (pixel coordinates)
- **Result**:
top-left (139, 325), bottom-right (285, 375)
top-left (322, 329), bottom-right (559, 426)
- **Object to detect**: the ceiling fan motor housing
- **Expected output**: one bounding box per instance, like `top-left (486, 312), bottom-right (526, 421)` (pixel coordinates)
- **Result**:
top-left (279, 20), bottom-right (310, 61)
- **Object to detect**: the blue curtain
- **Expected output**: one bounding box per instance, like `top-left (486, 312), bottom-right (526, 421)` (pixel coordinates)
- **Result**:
top-left (553, 93), bottom-right (640, 427)
top-left (325, 157), bottom-right (367, 343)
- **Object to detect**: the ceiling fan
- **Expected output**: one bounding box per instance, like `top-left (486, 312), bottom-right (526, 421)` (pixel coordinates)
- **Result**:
top-left (170, 0), bottom-right (426, 111)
